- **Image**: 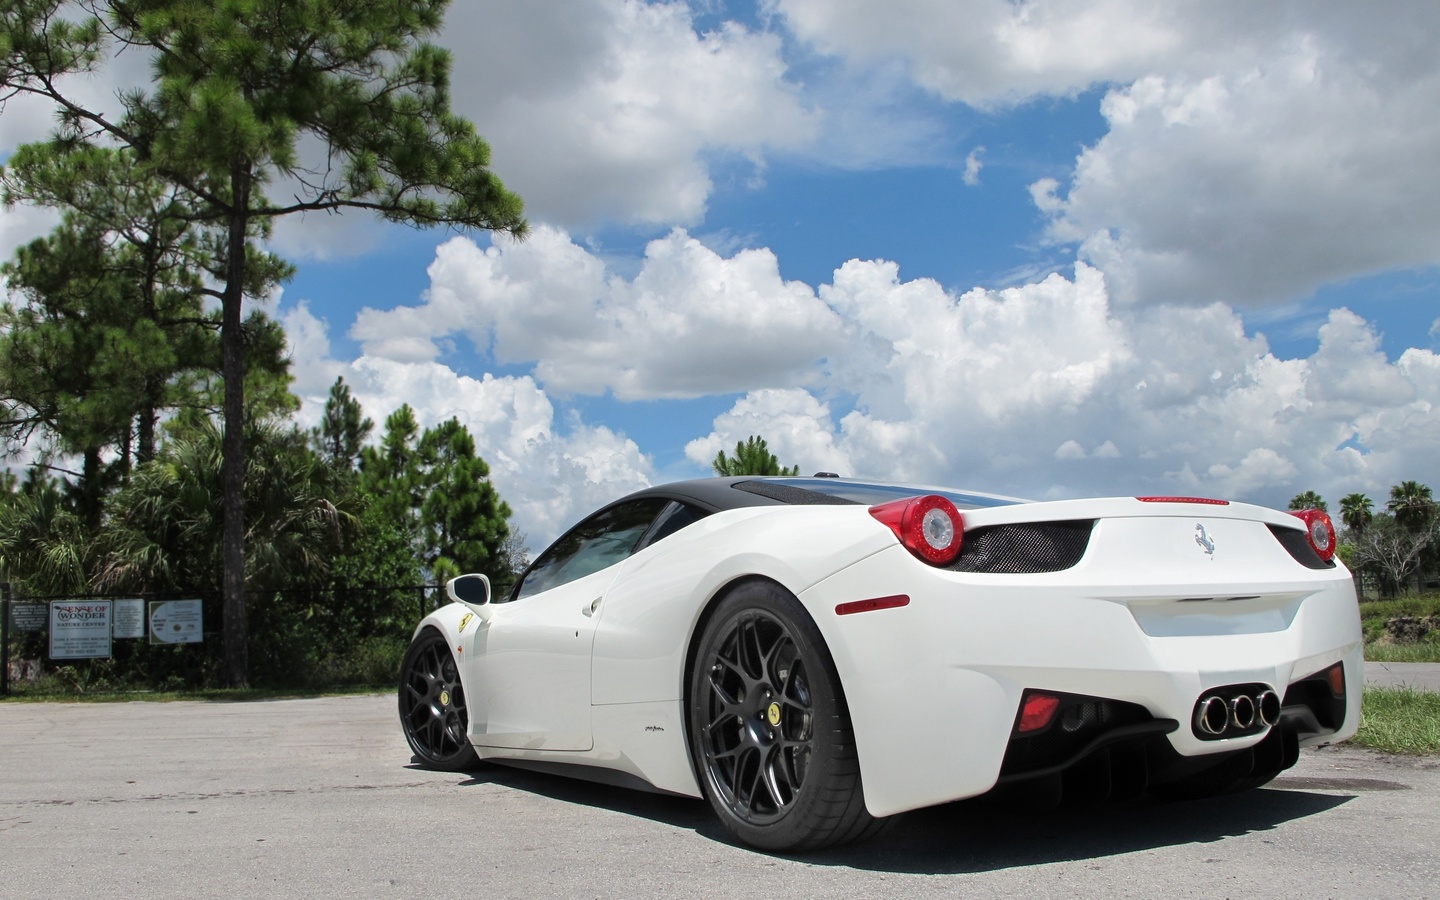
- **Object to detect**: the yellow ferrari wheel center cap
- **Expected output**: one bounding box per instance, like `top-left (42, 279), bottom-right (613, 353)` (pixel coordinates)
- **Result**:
top-left (439, 690), bottom-right (450, 707)
top-left (766, 702), bottom-right (781, 727)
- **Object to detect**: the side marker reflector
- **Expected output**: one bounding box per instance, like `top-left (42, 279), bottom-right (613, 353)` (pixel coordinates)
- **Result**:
top-left (1326, 662), bottom-right (1346, 697)
top-left (835, 595), bottom-right (910, 616)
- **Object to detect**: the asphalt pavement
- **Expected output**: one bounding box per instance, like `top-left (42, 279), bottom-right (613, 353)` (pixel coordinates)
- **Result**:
top-left (1364, 661), bottom-right (1440, 691)
top-left (1, 689), bottom-right (1438, 899)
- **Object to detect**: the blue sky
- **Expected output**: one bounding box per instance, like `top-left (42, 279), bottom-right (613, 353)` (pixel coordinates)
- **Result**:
top-left (4, 1), bottom-right (1440, 546)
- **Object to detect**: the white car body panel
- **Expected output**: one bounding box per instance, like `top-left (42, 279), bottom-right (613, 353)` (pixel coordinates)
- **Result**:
top-left (409, 483), bottom-right (1361, 821)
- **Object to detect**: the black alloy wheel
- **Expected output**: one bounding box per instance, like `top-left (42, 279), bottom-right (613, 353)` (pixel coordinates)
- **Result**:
top-left (688, 581), bottom-right (882, 851)
top-left (398, 627), bottom-right (479, 771)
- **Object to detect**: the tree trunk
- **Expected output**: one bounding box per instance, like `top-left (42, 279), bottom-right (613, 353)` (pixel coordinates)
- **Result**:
top-left (220, 165), bottom-right (251, 688)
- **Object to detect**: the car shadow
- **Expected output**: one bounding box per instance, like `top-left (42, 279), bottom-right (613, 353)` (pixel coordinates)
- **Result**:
top-left (803, 789), bottom-right (1353, 874)
top-left (427, 761), bottom-right (1355, 873)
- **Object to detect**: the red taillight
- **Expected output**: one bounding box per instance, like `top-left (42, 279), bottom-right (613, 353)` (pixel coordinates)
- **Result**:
top-left (1288, 508), bottom-right (1337, 562)
top-left (1137, 496), bottom-right (1230, 505)
top-left (1017, 692), bottom-right (1062, 733)
top-left (869, 495), bottom-right (964, 565)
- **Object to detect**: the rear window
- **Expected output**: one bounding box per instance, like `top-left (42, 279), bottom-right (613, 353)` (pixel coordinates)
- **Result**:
top-left (734, 478), bottom-right (1020, 510)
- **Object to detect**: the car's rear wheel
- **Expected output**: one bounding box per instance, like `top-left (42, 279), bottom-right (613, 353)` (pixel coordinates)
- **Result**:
top-left (398, 627), bottom-right (479, 771)
top-left (687, 581), bottom-right (882, 851)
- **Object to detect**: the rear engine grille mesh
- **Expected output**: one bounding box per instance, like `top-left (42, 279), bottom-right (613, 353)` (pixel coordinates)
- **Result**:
top-left (949, 520), bottom-right (1094, 574)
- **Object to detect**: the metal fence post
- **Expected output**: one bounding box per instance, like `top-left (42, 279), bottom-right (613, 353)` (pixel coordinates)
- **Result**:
top-left (2, 582), bottom-right (11, 698)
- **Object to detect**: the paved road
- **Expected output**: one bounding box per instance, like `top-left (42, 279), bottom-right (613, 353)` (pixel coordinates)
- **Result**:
top-left (1, 694), bottom-right (1437, 899)
top-left (1365, 661), bottom-right (1440, 692)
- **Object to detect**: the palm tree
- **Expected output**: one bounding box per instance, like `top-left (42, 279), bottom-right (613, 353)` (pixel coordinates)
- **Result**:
top-left (0, 475), bottom-right (90, 595)
top-left (97, 420), bottom-right (352, 594)
top-left (1387, 481), bottom-right (1436, 532)
top-left (1339, 493), bottom-right (1374, 535)
top-left (1288, 490), bottom-right (1327, 511)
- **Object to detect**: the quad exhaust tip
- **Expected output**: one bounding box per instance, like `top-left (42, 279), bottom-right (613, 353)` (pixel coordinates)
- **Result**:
top-left (1194, 687), bottom-right (1279, 738)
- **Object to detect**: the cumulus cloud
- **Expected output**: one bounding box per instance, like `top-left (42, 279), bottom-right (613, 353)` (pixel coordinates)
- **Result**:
top-left (285, 303), bottom-right (653, 545)
top-left (685, 263), bottom-right (1440, 508)
top-left (333, 229), bottom-right (1439, 516)
top-left (1045, 56), bottom-right (1440, 306)
top-left (351, 226), bottom-right (847, 400)
top-left (443, 0), bottom-right (816, 228)
top-left (773, 1), bottom-right (1440, 307)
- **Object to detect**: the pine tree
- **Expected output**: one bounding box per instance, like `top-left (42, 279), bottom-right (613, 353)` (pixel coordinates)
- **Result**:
top-left (312, 377), bottom-right (373, 476)
top-left (712, 435), bottom-right (800, 477)
top-left (3, 0), bottom-right (525, 685)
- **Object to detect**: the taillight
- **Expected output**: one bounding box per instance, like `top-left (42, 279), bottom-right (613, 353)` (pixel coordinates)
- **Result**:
top-left (869, 495), bottom-right (964, 565)
top-left (1288, 508), bottom-right (1336, 562)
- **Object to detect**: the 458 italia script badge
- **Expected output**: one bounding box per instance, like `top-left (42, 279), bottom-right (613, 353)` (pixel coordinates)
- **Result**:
top-left (1195, 523), bottom-right (1216, 558)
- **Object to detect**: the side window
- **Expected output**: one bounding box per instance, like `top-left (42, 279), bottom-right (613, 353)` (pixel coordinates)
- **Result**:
top-left (514, 499), bottom-right (669, 601)
top-left (637, 501), bottom-right (708, 551)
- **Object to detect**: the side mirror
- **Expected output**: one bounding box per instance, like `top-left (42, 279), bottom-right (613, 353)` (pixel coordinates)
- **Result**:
top-left (445, 573), bottom-right (492, 615)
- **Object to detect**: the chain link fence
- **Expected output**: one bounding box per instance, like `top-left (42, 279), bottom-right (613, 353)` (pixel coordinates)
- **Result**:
top-left (1, 582), bottom-right (444, 696)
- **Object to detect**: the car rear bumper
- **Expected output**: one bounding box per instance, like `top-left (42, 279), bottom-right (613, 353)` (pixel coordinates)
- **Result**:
top-left (800, 544), bottom-right (1363, 817)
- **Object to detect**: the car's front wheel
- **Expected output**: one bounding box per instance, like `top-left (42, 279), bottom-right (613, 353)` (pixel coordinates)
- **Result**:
top-left (398, 627), bottom-right (479, 771)
top-left (687, 580), bottom-right (883, 851)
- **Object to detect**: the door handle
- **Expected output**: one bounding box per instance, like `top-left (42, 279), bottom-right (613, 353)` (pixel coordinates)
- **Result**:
top-left (582, 597), bottom-right (602, 617)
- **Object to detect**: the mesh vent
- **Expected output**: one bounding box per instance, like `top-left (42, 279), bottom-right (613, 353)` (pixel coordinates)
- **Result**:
top-left (730, 481), bottom-right (858, 506)
top-left (949, 520), bottom-right (1094, 574)
top-left (1267, 525), bottom-right (1335, 569)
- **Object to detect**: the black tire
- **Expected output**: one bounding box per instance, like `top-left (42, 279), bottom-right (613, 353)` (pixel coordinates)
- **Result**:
top-left (398, 627), bottom-right (480, 771)
top-left (687, 580), bottom-right (883, 852)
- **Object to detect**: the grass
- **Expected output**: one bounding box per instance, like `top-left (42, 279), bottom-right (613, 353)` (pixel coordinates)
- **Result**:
top-left (1361, 592), bottom-right (1440, 663)
top-left (1352, 687), bottom-right (1440, 755)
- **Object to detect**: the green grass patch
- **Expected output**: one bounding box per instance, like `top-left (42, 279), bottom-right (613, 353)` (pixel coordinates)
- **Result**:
top-left (1364, 641), bottom-right (1440, 662)
top-left (1352, 687), bottom-right (1440, 755)
top-left (1360, 591), bottom-right (1440, 662)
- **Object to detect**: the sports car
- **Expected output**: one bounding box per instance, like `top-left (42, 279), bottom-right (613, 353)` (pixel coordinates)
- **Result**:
top-left (398, 475), bottom-right (1361, 851)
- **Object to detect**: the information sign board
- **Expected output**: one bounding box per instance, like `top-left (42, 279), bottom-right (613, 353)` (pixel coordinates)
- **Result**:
top-left (148, 599), bottom-right (203, 644)
top-left (49, 601), bottom-right (113, 659)
top-left (112, 599), bottom-right (146, 639)
top-left (10, 602), bottom-right (46, 633)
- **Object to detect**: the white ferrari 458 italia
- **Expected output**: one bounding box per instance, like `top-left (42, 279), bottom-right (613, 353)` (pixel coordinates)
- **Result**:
top-left (398, 476), bottom-right (1361, 851)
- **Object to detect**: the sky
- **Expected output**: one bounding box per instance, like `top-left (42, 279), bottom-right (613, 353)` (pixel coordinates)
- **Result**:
top-left (3, 0), bottom-right (1440, 549)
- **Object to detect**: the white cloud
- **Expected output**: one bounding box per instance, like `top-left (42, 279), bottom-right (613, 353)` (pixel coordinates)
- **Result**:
top-left (336, 227), bottom-right (1439, 516)
top-left (962, 146), bottom-right (985, 186)
top-left (685, 263), bottom-right (1440, 509)
top-left (773, 1), bottom-right (1440, 307)
top-left (1045, 57), bottom-right (1440, 306)
top-left (351, 226), bottom-right (847, 400)
top-left (444, 0), bottom-right (817, 228)
top-left (285, 302), bottom-right (653, 546)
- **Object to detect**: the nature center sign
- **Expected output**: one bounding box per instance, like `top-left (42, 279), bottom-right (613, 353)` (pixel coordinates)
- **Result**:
top-left (49, 601), bottom-right (113, 660)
